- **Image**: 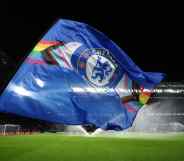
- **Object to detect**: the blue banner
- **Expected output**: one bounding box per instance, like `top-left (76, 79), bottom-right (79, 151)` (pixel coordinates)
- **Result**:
top-left (0, 19), bottom-right (165, 130)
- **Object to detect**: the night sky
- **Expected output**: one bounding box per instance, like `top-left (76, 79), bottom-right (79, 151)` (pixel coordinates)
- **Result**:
top-left (0, 13), bottom-right (183, 83)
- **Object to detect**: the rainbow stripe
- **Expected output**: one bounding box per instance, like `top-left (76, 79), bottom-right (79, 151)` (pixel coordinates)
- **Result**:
top-left (139, 86), bottom-right (152, 105)
top-left (26, 40), bottom-right (62, 65)
top-left (33, 40), bottom-right (61, 52)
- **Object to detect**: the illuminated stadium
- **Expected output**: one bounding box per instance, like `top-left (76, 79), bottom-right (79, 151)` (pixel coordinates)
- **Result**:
top-left (0, 15), bottom-right (184, 161)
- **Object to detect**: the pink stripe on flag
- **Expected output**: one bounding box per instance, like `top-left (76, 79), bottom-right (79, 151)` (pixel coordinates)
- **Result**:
top-left (26, 57), bottom-right (45, 64)
top-left (124, 103), bottom-right (137, 113)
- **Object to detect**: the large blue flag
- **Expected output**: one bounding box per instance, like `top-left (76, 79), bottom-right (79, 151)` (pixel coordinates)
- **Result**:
top-left (0, 19), bottom-right (165, 130)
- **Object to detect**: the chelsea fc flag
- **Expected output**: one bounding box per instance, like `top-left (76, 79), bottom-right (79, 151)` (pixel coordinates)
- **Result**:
top-left (0, 19), bottom-right (165, 130)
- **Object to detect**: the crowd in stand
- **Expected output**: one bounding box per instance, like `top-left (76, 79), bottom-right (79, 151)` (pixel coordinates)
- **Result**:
top-left (0, 112), bottom-right (53, 136)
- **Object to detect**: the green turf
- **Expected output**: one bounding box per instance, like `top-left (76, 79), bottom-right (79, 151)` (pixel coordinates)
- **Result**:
top-left (0, 133), bottom-right (184, 161)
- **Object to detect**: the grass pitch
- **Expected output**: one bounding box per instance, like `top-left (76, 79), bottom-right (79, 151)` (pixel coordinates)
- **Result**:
top-left (0, 133), bottom-right (184, 161)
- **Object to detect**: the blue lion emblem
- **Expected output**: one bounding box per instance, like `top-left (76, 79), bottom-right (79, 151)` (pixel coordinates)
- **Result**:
top-left (91, 56), bottom-right (113, 83)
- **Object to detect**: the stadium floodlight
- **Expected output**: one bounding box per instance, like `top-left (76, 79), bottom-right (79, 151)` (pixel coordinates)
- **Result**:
top-left (0, 124), bottom-right (20, 135)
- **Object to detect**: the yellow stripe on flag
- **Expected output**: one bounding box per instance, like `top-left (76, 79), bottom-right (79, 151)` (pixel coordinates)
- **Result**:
top-left (33, 40), bottom-right (60, 52)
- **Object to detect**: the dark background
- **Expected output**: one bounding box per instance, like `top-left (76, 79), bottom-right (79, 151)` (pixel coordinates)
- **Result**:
top-left (0, 12), bottom-right (183, 88)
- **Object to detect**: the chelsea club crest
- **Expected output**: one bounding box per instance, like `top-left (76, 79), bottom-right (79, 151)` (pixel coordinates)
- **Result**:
top-left (77, 48), bottom-right (122, 87)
